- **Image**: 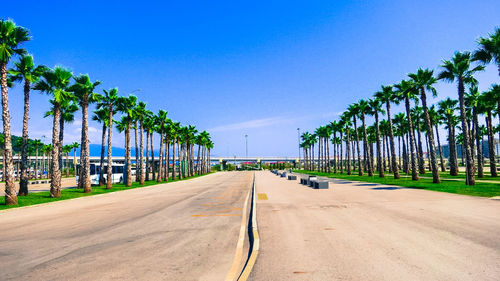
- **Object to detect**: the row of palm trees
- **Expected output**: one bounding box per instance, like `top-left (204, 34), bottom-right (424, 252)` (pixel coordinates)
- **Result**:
top-left (1, 19), bottom-right (213, 205)
top-left (300, 27), bottom-right (500, 186)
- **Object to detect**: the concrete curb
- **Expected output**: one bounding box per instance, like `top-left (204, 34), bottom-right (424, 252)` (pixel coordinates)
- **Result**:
top-left (238, 173), bottom-right (260, 281)
top-left (225, 189), bottom-right (251, 281)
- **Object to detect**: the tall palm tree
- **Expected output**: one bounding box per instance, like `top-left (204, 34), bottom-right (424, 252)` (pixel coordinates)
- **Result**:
top-left (368, 98), bottom-right (385, 177)
top-left (357, 99), bottom-right (373, 176)
top-left (473, 27), bottom-right (500, 76)
top-left (134, 101), bottom-right (147, 185)
top-left (480, 85), bottom-right (498, 177)
top-left (99, 88), bottom-right (119, 189)
top-left (115, 94), bottom-right (137, 186)
top-left (92, 107), bottom-right (108, 186)
top-left (394, 80), bottom-right (419, 180)
top-left (438, 98), bottom-right (460, 176)
top-left (143, 110), bottom-right (154, 181)
top-left (411, 105), bottom-right (426, 175)
top-left (428, 105), bottom-right (446, 172)
top-left (409, 68), bottom-right (440, 183)
top-left (33, 66), bottom-right (73, 197)
top-left (438, 51), bottom-right (485, 185)
top-left (155, 110), bottom-right (168, 182)
top-left (0, 19), bottom-right (30, 204)
top-left (347, 103), bottom-right (363, 176)
top-left (465, 84), bottom-right (484, 177)
top-left (68, 74), bottom-right (101, 192)
top-left (8, 54), bottom-right (46, 195)
top-left (375, 85), bottom-right (400, 179)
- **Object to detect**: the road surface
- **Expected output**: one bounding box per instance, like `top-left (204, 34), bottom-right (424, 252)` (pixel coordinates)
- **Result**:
top-left (250, 171), bottom-right (500, 281)
top-left (0, 172), bottom-right (253, 281)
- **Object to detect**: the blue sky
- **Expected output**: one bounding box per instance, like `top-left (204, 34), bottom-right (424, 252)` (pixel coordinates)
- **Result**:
top-left (2, 0), bottom-right (499, 157)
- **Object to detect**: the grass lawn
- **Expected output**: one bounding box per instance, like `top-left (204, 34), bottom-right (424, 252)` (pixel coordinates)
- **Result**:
top-left (293, 170), bottom-right (500, 197)
top-left (383, 171), bottom-right (500, 182)
top-left (0, 173), bottom-right (211, 211)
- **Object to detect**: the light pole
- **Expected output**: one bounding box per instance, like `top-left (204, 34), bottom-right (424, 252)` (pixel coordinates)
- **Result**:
top-left (245, 134), bottom-right (248, 158)
top-left (297, 128), bottom-right (300, 168)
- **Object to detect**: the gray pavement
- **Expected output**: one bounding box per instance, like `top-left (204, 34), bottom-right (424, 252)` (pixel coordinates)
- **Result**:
top-left (250, 171), bottom-right (500, 281)
top-left (0, 171), bottom-right (253, 281)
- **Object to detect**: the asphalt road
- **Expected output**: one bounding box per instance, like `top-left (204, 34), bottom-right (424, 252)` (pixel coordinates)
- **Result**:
top-left (0, 171), bottom-right (253, 281)
top-left (250, 171), bottom-right (500, 281)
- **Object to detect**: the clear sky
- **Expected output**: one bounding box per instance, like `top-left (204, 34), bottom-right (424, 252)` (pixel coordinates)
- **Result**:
top-left (2, 0), bottom-right (499, 157)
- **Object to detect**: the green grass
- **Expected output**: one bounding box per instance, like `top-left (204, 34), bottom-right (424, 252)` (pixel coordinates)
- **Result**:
top-left (0, 173), bottom-right (211, 211)
top-left (293, 170), bottom-right (500, 197)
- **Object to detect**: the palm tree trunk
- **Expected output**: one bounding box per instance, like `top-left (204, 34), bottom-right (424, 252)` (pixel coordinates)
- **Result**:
top-left (361, 114), bottom-right (372, 176)
top-left (66, 153), bottom-right (70, 177)
top-left (19, 79), bottom-right (31, 196)
top-left (151, 132), bottom-right (155, 181)
top-left (486, 113), bottom-right (498, 177)
top-left (126, 122), bottom-right (132, 187)
top-left (172, 141), bottom-right (176, 180)
top-left (435, 124), bottom-right (445, 172)
top-left (99, 122), bottom-right (106, 186)
top-left (374, 111), bottom-right (384, 177)
top-left (134, 121), bottom-right (139, 182)
top-left (145, 130), bottom-right (149, 181)
top-left (339, 133), bottom-right (343, 174)
top-left (448, 121), bottom-right (458, 176)
top-left (50, 104), bottom-right (62, 197)
top-left (405, 97), bottom-right (419, 180)
top-left (327, 137), bottom-right (331, 173)
top-left (106, 105), bottom-right (114, 189)
top-left (1, 63), bottom-right (17, 204)
top-left (196, 145), bottom-right (201, 174)
top-left (165, 139), bottom-right (169, 181)
top-left (346, 128), bottom-right (352, 175)
top-left (473, 108), bottom-right (483, 178)
top-left (420, 89), bottom-right (440, 183)
top-left (35, 147), bottom-right (39, 180)
top-left (415, 120), bottom-right (425, 175)
top-left (157, 130), bottom-right (164, 182)
top-left (81, 98), bottom-right (91, 192)
top-left (139, 120), bottom-right (145, 185)
top-left (458, 78), bottom-right (475, 185)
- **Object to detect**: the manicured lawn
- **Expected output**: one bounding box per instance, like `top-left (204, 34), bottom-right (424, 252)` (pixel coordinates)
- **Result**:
top-left (387, 171), bottom-right (500, 181)
top-left (293, 170), bottom-right (500, 197)
top-left (0, 173), bottom-right (211, 211)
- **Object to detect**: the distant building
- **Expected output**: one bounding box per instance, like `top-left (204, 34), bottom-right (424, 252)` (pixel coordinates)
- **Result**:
top-left (440, 139), bottom-right (500, 158)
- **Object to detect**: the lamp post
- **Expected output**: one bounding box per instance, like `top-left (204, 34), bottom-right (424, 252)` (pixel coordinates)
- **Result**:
top-left (297, 128), bottom-right (300, 168)
top-left (245, 134), bottom-right (248, 158)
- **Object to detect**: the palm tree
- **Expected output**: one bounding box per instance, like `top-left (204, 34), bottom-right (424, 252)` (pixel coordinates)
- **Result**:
top-left (62, 144), bottom-right (72, 177)
top-left (347, 103), bottom-right (363, 176)
top-left (368, 98), bottom-right (385, 177)
top-left (375, 85), bottom-right (400, 179)
top-left (394, 80), bottom-right (419, 180)
top-left (115, 94), bottom-right (136, 186)
top-left (357, 99), bottom-right (373, 176)
top-left (0, 19), bottom-right (30, 204)
top-left (7, 54), bottom-right (46, 195)
top-left (411, 105), bottom-right (426, 175)
top-left (428, 105), bottom-right (446, 172)
top-left (473, 27), bottom-right (500, 76)
top-left (33, 66), bottom-right (73, 197)
top-left (143, 110), bottom-right (154, 181)
top-left (68, 74), bottom-right (101, 192)
top-left (409, 68), bottom-right (440, 183)
top-left (92, 107), bottom-right (108, 186)
top-left (480, 85), bottom-right (498, 177)
top-left (438, 98), bottom-right (460, 176)
top-left (438, 51), bottom-right (485, 185)
top-left (155, 110), bottom-right (168, 182)
top-left (465, 84), bottom-right (484, 177)
top-left (99, 88), bottom-right (119, 189)
top-left (133, 101), bottom-right (147, 185)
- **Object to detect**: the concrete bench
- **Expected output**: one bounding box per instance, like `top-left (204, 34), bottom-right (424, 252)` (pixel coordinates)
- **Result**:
top-left (314, 181), bottom-right (330, 189)
top-left (280, 172), bottom-right (287, 178)
top-left (288, 175), bottom-right (297, 180)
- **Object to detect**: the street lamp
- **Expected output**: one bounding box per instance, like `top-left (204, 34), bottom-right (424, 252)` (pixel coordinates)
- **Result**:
top-left (297, 128), bottom-right (300, 168)
top-left (245, 134), bottom-right (248, 158)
